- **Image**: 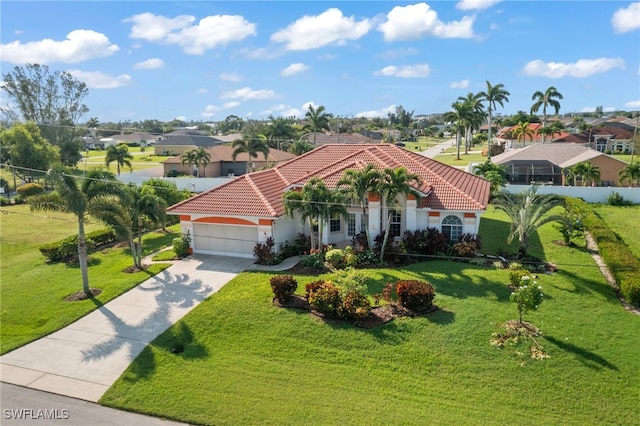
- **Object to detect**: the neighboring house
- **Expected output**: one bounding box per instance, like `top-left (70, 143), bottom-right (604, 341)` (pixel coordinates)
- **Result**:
top-left (211, 133), bottom-right (243, 143)
top-left (491, 143), bottom-right (628, 186)
top-left (554, 125), bottom-right (635, 153)
top-left (301, 132), bottom-right (373, 146)
top-left (496, 122), bottom-right (571, 147)
top-left (154, 134), bottom-right (223, 156)
top-left (167, 144), bottom-right (490, 258)
top-left (110, 132), bottom-right (158, 147)
top-left (162, 145), bottom-right (296, 177)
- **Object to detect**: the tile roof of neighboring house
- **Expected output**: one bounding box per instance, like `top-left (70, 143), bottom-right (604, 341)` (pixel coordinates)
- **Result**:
top-left (163, 145), bottom-right (295, 164)
top-left (554, 126), bottom-right (634, 143)
top-left (498, 122), bottom-right (571, 142)
top-left (491, 143), bottom-right (626, 169)
top-left (302, 132), bottom-right (372, 145)
top-left (212, 133), bottom-right (243, 143)
top-left (155, 134), bottom-right (223, 147)
top-left (168, 144), bottom-right (490, 218)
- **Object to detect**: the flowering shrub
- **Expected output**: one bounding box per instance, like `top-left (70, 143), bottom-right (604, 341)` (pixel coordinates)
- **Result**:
top-left (395, 280), bottom-right (435, 312)
top-left (510, 279), bottom-right (543, 325)
top-left (253, 237), bottom-right (277, 265)
top-left (307, 281), bottom-right (342, 318)
top-left (173, 231), bottom-right (192, 258)
top-left (270, 275), bottom-right (298, 302)
top-left (325, 248), bottom-right (346, 269)
top-left (339, 290), bottom-right (371, 321)
top-left (508, 265), bottom-right (531, 288)
top-left (299, 249), bottom-right (326, 271)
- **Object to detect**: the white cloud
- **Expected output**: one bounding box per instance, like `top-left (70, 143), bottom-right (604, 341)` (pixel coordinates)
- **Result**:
top-left (271, 8), bottom-right (371, 50)
top-left (197, 88), bottom-right (207, 94)
top-left (378, 47), bottom-right (419, 59)
top-left (356, 105), bottom-right (396, 119)
top-left (133, 58), bottom-right (164, 69)
top-left (174, 116), bottom-right (187, 121)
top-left (611, 2), bottom-right (640, 33)
top-left (378, 3), bottom-right (475, 41)
top-left (220, 86), bottom-right (276, 100)
top-left (522, 57), bottom-right (625, 78)
top-left (124, 12), bottom-right (256, 55)
top-left (201, 101), bottom-right (241, 117)
top-left (625, 100), bottom-right (640, 108)
top-left (450, 79), bottom-right (470, 88)
top-left (67, 70), bottom-right (132, 89)
top-left (456, 0), bottom-right (502, 11)
top-left (280, 63), bottom-right (310, 77)
top-left (374, 64), bottom-right (431, 78)
top-left (0, 30), bottom-right (119, 64)
top-left (219, 72), bottom-right (241, 82)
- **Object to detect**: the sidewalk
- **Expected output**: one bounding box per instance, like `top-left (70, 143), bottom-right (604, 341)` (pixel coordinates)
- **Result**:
top-left (0, 254), bottom-right (265, 402)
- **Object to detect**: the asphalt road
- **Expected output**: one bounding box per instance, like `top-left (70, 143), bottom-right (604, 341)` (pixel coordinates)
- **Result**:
top-left (0, 383), bottom-right (187, 426)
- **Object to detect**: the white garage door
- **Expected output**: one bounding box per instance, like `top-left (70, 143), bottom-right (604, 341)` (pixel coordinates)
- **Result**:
top-left (193, 223), bottom-right (258, 258)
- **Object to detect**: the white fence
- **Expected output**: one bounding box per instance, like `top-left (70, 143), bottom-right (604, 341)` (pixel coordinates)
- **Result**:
top-left (118, 175), bottom-right (233, 193)
top-left (504, 184), bottom-right (640, 204)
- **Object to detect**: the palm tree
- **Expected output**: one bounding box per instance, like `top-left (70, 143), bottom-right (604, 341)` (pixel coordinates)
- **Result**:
top-left (305, 105), bottom-right (333, 148)
top-left (105, 144), bottom-right (133, 176)
top-left (91, 184), bottom-right (166, 268)
top-left (288, 139), bottom-right (313, 156)
top-left (457, 92), bottom-right (485, 154)
top-left (492, 187), bottom-right (564, 258)
top-left (531, 87), bottom-right (563, 143)
top-left (376, 167), bottom-right (421, 263)
top-left (513, 122), bottom-right (534, 148)
top-left (231, 135), bottom-right (270, 173)
top-left (336, 164), bottom-right (382, 250)
top-left (576, 161), bottom-right (601, 186)
top-left (266, 115), bottom-right (297, 149)
top-left (283, 178), bottom-right (344, 251)
top-left (194, 147), bottom-right (211, 178)
top-left (87, 117), bottom-right (99, 139)
top-left (563, 165), bottom-right (578, 186)
top-left (473, 160), bottom-right (507, 195)
top-left (618, 162), bottom-right (640, 187)
top-left (444, 101), bottom-right (473, 160)
top-left (480, 81), bottom-right (510, 159)
top-left (180, 149), bottom-right (198, 176)
top-left (29, 168), bottom-right (122, 297)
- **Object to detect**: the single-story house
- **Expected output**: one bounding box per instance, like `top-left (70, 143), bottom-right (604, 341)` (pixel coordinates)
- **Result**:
top-left (167, 144), bottom-right (490, 258)
top-left (154, 134), bottom-right (223, 156)
top-left (162, 145), bottom-right (296, 177)
top-left (491, 143), bottom-right (628, 186)
top-left (496, 122), bottom-right (571, 147)
top-left (110, 132), bottom-right (159, 147)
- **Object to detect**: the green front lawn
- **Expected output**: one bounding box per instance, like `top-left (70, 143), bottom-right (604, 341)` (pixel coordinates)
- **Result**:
top-left (592, 204), bottom-right (640, 260)
top-left (101, 208), bottom-right (640, 425)
top-left (0, 204), bottom-right (178, 354)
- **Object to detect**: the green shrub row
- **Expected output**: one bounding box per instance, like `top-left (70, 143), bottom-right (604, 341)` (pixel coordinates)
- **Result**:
top-left (563, 197), bottom-right (640, 307)
top-left (39, 228), bottom-right (117, 262)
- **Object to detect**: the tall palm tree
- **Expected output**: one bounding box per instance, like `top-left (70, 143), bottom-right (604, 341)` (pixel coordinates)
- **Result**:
top-left (180, 149), bottom-right (198, 176)
top-left (231, 134), bottom-right (270, 173)
top-left (29, 168), bottom-right (122, 297)
top-left (480, 81), bottom-right (510, 159)
top-left (105, 144), bottom-right (133, 176)
top-left (283, 177), bottom-right (345, 251)
top-left (305, 105), bottom-right (333, 148)
top-left (618, 162), bottom-right (640, 187)
top-left (87, 117), bottom-right (100, 139)
top-left (376, 167), bottom-right (421, 263)
top-left (492, 187), bottom-right (564, 258)
top-left (513, 122), bottom-right (534, 147)
top-left (457, 92), bottom-right (485, 154)
top-left (266, 115), bottom-right (297, 149)
top-left (531, 87), bottom-right (563, 143)
top-left (444, 101), bottom-right (473, 160)
top-left (336, 164), bottom-right (382, 250)
top-left (194, 147), bottom-right (211, 178)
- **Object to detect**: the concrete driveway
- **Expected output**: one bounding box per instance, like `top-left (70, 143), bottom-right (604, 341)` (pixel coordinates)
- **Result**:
top-left (0, 254), bottom-right (255, 402)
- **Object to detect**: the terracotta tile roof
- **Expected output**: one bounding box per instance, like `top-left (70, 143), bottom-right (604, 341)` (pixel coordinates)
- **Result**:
top-left (168, 144), bottom-right (490, 218)
top-left (162, 145), bottom-right (296, 164)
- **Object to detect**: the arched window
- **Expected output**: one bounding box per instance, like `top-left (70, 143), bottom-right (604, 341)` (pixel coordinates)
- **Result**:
top-left (442, 215), bottom-right (462, 242)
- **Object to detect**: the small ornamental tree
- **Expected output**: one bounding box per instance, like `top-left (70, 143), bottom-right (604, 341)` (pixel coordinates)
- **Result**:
top-left (510, 277), bottom-right (543, 325)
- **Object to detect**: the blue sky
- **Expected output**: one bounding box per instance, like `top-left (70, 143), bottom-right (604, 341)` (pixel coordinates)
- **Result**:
top-left (1, 1), bottom-right (639, 123)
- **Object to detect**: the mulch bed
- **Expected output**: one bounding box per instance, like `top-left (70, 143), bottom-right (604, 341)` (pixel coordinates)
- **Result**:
top-left (273, 295), bottom-right (437, 329)
top-left (65, 288), bottom-right (102, 301)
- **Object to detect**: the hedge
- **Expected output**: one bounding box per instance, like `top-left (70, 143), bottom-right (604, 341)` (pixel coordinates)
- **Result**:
top-left (39, 228), bottom-right (117, 262)
top-left (563, 197), bottom-right (640, 307)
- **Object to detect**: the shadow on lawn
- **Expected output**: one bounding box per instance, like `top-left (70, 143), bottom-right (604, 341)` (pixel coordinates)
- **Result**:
top-left (544, 335), bottom-right (618, 371)
top-left (554, 269), bottom-right (618, 302)
top-left (84, 269), bottom-right (212, 380)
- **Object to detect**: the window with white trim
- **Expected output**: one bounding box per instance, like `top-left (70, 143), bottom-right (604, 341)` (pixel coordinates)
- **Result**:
top-left (442, 215), bottom-right (463, 242)
top-left (390, 210), bottom-right (401, 238)
top-left (330, 215), bottom-right (341, 232)
top-left (347, 213), bottom-right (356, 237)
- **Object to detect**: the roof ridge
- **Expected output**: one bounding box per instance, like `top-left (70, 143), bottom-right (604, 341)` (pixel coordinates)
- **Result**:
top-left (245, 172), bottom-right (278, 217)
